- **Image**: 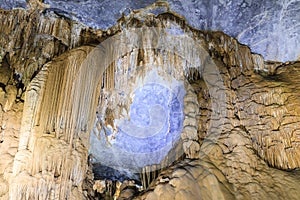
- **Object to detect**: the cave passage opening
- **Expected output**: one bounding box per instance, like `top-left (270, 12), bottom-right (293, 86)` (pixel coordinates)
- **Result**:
top-left (89, 67), bottom-right (186, 189)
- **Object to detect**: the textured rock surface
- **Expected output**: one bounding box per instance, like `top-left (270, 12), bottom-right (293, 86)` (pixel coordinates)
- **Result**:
top-left (0, 7), bottom-right (90, 86)
top-left (2, 0), bottom-right (299, 62)
top-left (10, 46), bottom-right (99, 199)
top-left (0, 102), bottom-right (23, 199)
top-left (0, 1), bottom-right (300, 200)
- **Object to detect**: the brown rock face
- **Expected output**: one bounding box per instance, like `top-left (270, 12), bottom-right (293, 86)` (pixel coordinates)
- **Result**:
top-left (0, 3), bottom-right (300, 200)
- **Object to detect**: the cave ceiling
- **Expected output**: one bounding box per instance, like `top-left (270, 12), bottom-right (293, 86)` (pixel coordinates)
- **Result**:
top-left (1, 0), bottom-right (300, 62)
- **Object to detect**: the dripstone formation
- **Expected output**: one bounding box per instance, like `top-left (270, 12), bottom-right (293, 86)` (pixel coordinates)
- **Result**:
top-left (0, 1), bottom-right (300, 200)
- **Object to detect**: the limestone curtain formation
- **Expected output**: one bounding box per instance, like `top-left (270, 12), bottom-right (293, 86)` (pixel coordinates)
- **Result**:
top-left (0, 2), bottom-right (300, 200)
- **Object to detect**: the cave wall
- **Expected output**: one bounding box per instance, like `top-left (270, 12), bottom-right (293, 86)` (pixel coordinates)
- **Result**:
top-left (0, 2), bottom-right (300, 200)
top-left (10, 46), bottom-right (99, 199)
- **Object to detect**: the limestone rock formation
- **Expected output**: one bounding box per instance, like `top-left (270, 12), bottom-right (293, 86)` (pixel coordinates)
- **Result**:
top-left (0, 1), bottom-right (300, 200)
top-left (19, 0), bottom-right (300, 62)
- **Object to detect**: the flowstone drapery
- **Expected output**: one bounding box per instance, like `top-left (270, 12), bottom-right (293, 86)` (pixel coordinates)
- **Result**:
top-left (0, 2), bottom-right (300, 199)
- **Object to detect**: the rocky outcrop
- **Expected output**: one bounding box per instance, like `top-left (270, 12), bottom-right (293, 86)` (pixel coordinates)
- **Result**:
top-left (0, 2), bottom-right (300, 200)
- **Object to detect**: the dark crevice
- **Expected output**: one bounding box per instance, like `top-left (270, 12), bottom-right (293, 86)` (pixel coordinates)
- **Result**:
top-left (0, 83), bottom-right (6, 92)
top-left (92, 163), bottom-right (141, 184)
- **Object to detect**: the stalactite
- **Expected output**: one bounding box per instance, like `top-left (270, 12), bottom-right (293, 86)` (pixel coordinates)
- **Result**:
top-left (4, 6), bottom-right (300, 200)
top-left (10, 46), bottom-right (104, 199)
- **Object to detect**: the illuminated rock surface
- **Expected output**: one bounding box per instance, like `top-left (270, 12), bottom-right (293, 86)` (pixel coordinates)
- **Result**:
top-left (0, 1), bottom-right (300, 200)
top-left (90, 77), bottom-right (185, 170)
top-left (1, 0), bottom-right (299, 61)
